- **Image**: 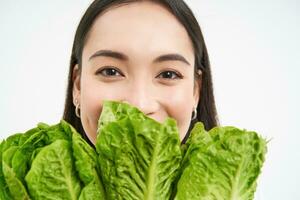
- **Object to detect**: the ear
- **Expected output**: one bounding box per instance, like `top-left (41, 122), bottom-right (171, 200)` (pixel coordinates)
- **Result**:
top-left (193, 70), bottom-right (202, 108)
top-left (72, 64), bottom-right (81, 104)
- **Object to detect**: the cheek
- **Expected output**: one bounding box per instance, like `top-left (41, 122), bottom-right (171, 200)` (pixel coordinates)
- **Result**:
top-left (79, 75), bottom-right (126, 139)
top-left (162, 84), bottom-right (195, 140)
top-left (79, 77), bottom-right (103, 142)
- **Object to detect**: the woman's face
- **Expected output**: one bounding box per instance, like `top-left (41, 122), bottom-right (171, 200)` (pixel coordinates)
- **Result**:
top-left (73, 1), bottom-right (200, 144)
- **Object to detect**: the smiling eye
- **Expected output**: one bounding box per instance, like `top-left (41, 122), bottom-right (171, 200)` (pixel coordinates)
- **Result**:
top-left (156, 71), bottom-right (183, 80)
top-left (96, 67), bottom-right (123, 77)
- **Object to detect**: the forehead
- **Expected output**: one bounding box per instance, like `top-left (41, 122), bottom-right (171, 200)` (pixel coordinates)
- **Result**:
top-left (83, 1), bottom-right (194, 63)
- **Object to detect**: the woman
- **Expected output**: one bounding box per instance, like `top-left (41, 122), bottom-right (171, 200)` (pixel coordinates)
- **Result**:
top-left (63, 0), bottom-right (218, 145)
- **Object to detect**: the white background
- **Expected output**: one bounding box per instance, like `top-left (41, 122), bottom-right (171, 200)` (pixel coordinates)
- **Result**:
top-left (0, 1), bottom-right (299, 199)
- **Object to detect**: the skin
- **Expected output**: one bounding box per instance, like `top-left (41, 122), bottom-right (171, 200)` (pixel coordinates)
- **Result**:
top-left (72, 1), bottom-right (200, 144)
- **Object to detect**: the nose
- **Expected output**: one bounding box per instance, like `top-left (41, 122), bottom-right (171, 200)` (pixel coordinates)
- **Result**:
top-left (121, 81), bottom-right (159, 116)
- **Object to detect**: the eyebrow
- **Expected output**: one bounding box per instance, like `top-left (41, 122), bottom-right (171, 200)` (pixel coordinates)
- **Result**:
top-left (89, 49), bottom-right (190, 65)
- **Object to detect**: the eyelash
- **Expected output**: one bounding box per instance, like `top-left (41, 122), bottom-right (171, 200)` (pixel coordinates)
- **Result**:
top-left (96, 66), bottom-right (183, 80)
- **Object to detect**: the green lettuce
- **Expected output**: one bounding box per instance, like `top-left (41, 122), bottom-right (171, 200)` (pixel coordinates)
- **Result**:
top-left (71, 125), bottom-right (106, 200)
top-left (96, 101), bottom-right (182, 200)
top-left (1, 129), bottom-right (39, 200)
top-left (1, 120), bottom-right (106, 200)
top-left (2, 145), bottom-right (29, 200)
top-left (0, 101), bottom-right (267, 200)
top-left (174, 123), bottom-right (267, 199)
top-left (0, 140), bottom-right (12, 200)
top-left (25, 139), bottom-right (81, 200)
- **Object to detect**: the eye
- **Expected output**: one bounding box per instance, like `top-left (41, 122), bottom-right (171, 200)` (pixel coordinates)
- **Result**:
top-left (96, 67), bottom-right (124, 77)
top-left (156, 70), bottom-right (183, 80)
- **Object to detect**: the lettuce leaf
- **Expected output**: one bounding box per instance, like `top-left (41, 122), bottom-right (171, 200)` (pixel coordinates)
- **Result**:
top-left (1, 120), bottom-right (106, 200)
top-left (11, 130), bottom-right (47, 184)
top-left (2, 145), bottom-right (30, 199)
top-left (96, 101), bottom-right (182, 200)
top-left (175, 122), bottom-right (267, 200)
top-left (71, 124), bottom-right (106, 199)
top-left (0, 140), bottom-right (13, 200)
top-left (1, 132), bottom-right (34, 199)
top-left (25, 139), bottom-right (82, 200)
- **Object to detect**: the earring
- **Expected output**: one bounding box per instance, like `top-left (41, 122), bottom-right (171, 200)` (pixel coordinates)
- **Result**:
top-left (191, 107), bottom-right (197, 120)
top-left (75, 99), bottom-right (80, 118)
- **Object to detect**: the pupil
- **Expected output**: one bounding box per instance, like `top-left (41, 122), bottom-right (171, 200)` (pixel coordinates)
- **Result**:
top-left (165, 71), bottom-right (172, 78)
top-left (108, 69), bottom-right (116, 75)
